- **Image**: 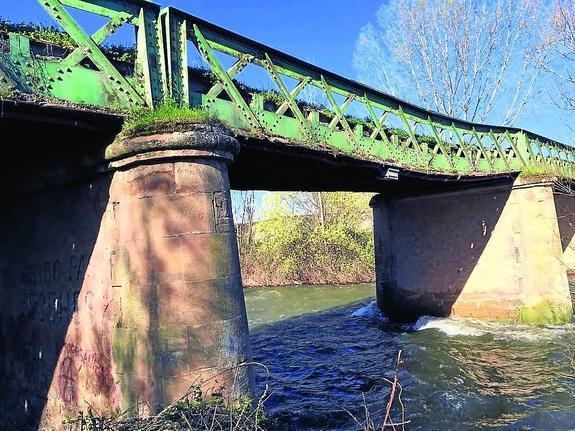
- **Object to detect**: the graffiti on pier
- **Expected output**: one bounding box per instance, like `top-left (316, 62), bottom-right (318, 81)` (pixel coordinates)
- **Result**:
top-left (58, 355), bottom-right (78, 406)
top-left (57, 342), bottom-right (115, 406)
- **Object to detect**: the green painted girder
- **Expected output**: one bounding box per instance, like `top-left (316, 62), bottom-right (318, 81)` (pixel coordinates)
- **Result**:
top-left (1, 0), bottom-right (574, 178)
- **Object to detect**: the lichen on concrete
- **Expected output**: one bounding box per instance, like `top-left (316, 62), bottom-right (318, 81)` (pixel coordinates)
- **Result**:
top-left (106, 122), bottom-right (239, 162)
top-left (519, 300), bottom-right (574, 325)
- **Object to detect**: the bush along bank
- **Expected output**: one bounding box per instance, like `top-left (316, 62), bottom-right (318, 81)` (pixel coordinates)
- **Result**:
top-left (236, 192), bottom-right (375, 287)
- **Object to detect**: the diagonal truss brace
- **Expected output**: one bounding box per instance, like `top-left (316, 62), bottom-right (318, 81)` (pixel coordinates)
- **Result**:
top-left (428, 119), bottom-right (455, 170)
top-left (191, 24), bottom-right (262, 130)
top-left (39, 0), bottom-right (145, 106)
top-left (363, 96), bottom-right (392, 146)
top-left (488, 130), bottom-right (511, 170)
top-left (61, 11), bottom-right (132, 67)
top-left (205, 54), bottom-right (253, 101)
top-left (319, 76), bottom-right (356, 146)
top-left (276, 77), bottom-right (310, 116)
top-left (262, 54), bottom-right (312, 139)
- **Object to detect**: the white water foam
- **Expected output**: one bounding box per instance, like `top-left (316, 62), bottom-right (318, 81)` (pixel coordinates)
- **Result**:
top-left (352, 303), bottom-right (574, 341)
top-left (413, 315), bottom-right (485, 337)
top-left (351, 300), bottom-right (389, 323)
top-left (413, 314), bottom-right (575, 341)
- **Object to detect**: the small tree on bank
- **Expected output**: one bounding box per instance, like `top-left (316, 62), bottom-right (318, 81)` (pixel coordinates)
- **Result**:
top-left (239, 192), bottom-right (375, 287)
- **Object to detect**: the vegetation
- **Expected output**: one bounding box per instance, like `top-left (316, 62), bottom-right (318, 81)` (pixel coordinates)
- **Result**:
top-left (354, 0), bottom-right (545, 125)
top-left (0, 20), bottom-right (136, 62)
top-left (0, 20), bottom-right (76, 49)
top-left (62, 355), bottom-right (408, 431)
top-left (348, 351), bottom-right (409, 431)
top-left (237, 191), bottom-right (375, 287)
top-left (119, 98), bottom-right (213, 139)
top-left (0, 84), bottom-right (15, 99)
top-left (518, 162), bottom-right (575, 181)
top-left (65, 385), bottom-right (267, 431)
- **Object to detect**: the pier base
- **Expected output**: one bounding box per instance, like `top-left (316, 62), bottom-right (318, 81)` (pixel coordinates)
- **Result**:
top-left (0, 125), bottom-right (252, 430)
top-left (371, 178), bottom-right (574, 324)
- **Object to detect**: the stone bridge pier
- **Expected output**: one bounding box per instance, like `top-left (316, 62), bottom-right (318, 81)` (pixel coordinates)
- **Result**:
top-left (371, 177), bottom-right (575, 325)
top-left (0, 124), bottom-right (252, 430)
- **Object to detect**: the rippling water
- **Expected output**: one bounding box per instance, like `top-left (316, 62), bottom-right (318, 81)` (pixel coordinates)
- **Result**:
top-left (244, 284), bottom-right (575, 431)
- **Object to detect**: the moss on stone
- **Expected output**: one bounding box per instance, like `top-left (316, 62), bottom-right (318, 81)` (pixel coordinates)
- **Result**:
top-left (120, 98), bottom-right (214, 140)
top-left (519, 300), bottom-right (573, 325)
top-left (112, 327), bottom-right (139, 411)
top-left (112, 328), bottom-right (137, 374)
top-left (106, 121), bottom-right (238, 163)
top-left (210, 234), bottom-right (233, 279)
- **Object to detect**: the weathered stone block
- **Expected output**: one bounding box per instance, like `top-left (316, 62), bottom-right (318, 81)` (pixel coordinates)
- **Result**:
top-left (180, 232), bottom-right (239, 281)
top-left (119, 163), bottom-right (176, 198)
top-left (0, 127), bottom-right (251, 430)
top-left (372, 178), bottom-right (574, 324)
top-left (174, 160), bottom-right (228, 193)
top-left (155, 276), bottom-right (245, 328)
top-left (150, 193), bottom-right (216, 237)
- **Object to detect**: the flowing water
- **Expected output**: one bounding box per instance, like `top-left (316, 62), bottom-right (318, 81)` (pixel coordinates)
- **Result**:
top-left (244, 284), bottom-right (575, 431)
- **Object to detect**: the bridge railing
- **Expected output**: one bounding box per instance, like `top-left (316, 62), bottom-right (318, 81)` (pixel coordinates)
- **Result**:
top-left (1, 0), bottom-right (168, 107)
top-left (169, 7), bottom-right (575, 177)
top-left (2, 0), bottom-right (574, 177)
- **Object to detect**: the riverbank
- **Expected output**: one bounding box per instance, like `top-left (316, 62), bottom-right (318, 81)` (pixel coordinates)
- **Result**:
top-left (240, 255), bottom-right (375, 287)
top-left (235, 191), bottom-right (376, 288)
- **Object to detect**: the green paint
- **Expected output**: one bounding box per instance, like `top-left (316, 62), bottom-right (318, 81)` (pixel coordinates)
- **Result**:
top-left (519, 301), bottom-right (574, 325)
top-left (2, 0), bottom-right (575, 178)
top-left (38, 0), bottom-right (145, 106)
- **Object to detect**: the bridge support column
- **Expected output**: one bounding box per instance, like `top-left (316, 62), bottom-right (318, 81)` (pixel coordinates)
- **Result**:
top-left (371, 177), bottom-right (574, 324)
top-left (105, 125), bottom-right (253, 412)
top-left (0, 124), bottom-right (252, 430)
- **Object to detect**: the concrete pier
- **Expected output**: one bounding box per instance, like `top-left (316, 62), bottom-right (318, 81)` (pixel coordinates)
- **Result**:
top-left (0, 124), bottom-right (252, 430)
top-left (371, 177), bottom-right (574, 325)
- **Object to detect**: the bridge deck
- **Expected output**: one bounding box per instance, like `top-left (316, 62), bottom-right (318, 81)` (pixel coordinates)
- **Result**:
top-left (1, 100), bottom-right (514, 197)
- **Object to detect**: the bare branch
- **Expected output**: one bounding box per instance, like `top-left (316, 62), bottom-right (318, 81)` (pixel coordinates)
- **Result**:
top-left (354, 0), bottom-right (547, 124)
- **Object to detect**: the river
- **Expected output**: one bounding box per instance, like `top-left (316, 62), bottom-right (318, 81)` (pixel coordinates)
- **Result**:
top-left (244, 283), bottom-right (575, 431)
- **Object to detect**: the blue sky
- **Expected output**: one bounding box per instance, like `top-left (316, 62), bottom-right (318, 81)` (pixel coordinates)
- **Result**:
top-left (0, 0), bottom-right (380, 82)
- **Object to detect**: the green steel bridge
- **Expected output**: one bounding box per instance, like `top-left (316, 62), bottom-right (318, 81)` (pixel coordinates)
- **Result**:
top-left (1, 0), bottom-right (574, 181)
top-left (5, 4), bottom-right (575, 427)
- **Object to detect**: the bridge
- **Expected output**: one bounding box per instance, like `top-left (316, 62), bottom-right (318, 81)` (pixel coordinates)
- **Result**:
top-left (2, 0), bottom-right (575, 429)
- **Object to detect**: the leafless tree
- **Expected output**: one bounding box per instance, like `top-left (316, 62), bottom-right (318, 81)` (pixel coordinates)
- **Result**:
top-left (283, 192), bottom-right (326, 229)
top-left (354, 0), bottom-right (546, 125)
top-left (535, 0), bottom-right (575, 111)
top-left (234, 190), bottom-right (256, 251)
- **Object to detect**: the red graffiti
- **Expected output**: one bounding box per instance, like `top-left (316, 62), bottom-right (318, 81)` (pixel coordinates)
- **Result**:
top-left (58, 356), bottom-right (78, 405)
top-left (92, 362), bottom-right (114, 396)
top-left (61, 342), bottom-right (115, 397)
